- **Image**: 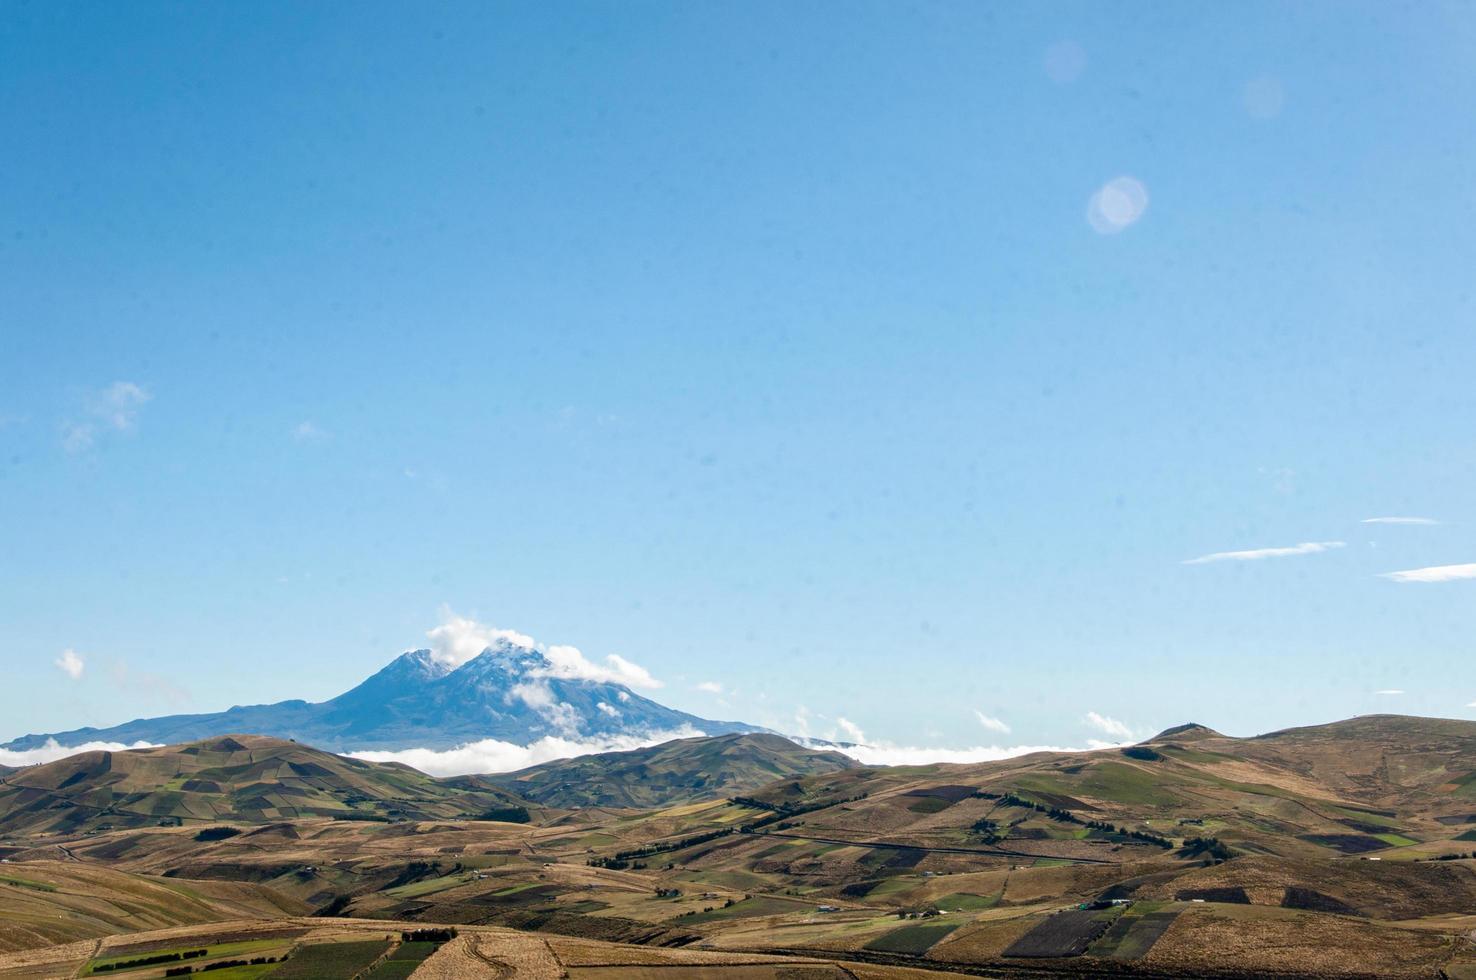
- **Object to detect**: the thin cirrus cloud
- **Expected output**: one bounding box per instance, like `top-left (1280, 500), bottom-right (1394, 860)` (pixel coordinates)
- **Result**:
top-left (1084, 711), bottom-right (1134, 740)
top-left (62, 381), bottom-right (151, 453)
top-left (1361, 517), bottom-right (1440, 526)
top-left (1380, 563), bottom-right (1476, 584)
top-left (974, 711), bottom-right (1011, 735)
top-left (1182, 541), bottom-right (1344, 565)
top-left (1373, 689), bottom-right (1405, 696)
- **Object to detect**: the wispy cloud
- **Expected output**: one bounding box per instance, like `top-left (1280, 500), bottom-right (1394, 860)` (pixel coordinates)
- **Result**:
top-left (291, 421), bottom-right (329, 442)
top-left (974, 711), bottom-right (1011, 734)
top-left (835, 717), bottom-right (866, 743)
top-left (54, 648), bottom-right (84, 680)
top-left (1362, 517), bottom-right (1439, 526)
top-left (1183, 541), bottom-right (1344, 565)
top-left (62, 381), bottom-right (151, 453)
top-left (1380, 563), bottom-right (1476, 584)
top-left (1373, 689), bottom-right (1405, 696)
top-left (695, 680), bottom-right (723, 695)
top-left (1084, 711), bottom-right (1134, 740)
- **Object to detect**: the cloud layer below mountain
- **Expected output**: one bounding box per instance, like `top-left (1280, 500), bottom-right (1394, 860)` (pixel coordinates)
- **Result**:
top-left (0, 738), bottom-right (157, 767)
top-left (347, 727), bottom-right (706, 776)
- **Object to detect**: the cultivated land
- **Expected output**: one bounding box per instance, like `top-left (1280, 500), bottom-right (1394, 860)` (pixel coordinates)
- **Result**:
top-left (4, 716), bottom-right (1476, 977)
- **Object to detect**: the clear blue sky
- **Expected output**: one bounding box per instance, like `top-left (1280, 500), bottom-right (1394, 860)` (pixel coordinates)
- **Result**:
top-left (4, 1), bottom-right (1475, 751)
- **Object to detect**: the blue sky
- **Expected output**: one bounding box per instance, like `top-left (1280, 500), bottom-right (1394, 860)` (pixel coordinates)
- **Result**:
top-left (4, 2), bottom-right (1475, 754)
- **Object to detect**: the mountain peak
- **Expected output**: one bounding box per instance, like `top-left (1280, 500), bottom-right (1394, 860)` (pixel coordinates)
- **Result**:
top-left (454, 641), bottom-right (551, 677)
top-left (1147, 722), bottom-right (1224, 742)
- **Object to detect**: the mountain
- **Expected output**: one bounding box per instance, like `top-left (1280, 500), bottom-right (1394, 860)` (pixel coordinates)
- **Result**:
top-left (2, 641), bottom-right (762, 753)
top-left (0, 734), bottom-right (539, 835)
top-left (487, 732), bottom-right (859, 808)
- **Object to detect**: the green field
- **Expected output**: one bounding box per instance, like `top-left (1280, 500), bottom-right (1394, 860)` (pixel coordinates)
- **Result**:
top-left (0, 873), bottom-right (57, 892)
top-left (265, 940), bottom-right (391, 980)
top-left (1375, 833), bottom-right (1419, 847)
top-left (85, 939), bottom-right (289, 975)
top-left (383, 874), bottom-right (468, 899)
top-left (864, 922), bottom-right (959, 955)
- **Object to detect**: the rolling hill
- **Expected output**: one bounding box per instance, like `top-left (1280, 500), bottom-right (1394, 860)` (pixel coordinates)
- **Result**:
top-left (487, 732), bottom-right (858, 808)
top-left (2, 641), bottom-right (763, 753)
top-left (0, 734), bottom-right (538, 835)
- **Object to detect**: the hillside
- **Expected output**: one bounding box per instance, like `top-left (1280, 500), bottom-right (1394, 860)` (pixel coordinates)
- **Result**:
top-left (2, 641), bottom-right (762, 753)
top-left (0, 734), bottom-right (537, 835)
top-left (487, 732), bottom-right (858, 808)
top-left (4, 716), bottom-right (1476, 978)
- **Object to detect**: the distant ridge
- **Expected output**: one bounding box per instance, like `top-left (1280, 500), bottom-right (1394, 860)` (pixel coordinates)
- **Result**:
top-left (0, 734), bottom-right (536, 835)
top-left (488, 732), bottom-right (858, 808)
top-left (2, 640), bottom-right (763, 754)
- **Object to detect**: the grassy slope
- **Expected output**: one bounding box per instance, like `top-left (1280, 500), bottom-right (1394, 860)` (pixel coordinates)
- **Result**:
top-left (0, 860), bottom-right (308, 952)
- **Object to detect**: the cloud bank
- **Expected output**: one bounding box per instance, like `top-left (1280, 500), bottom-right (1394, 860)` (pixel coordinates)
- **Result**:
top-left (1183, 541), bottom-right (1344, 565)
top-left (1380, 563), bottom-right (1476, 584)
top-left (826, 740), bottom-right (1108, 767)
top-left (0, 739), bottom-right (157, 768)
top-left (347, 727), bottom-right (704, 777)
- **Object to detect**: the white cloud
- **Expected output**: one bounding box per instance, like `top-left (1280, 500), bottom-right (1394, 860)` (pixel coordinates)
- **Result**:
top-left (54, 648), bottom-right (85, 680)
top-left (835, 717), bottom-right (866, 743)
top-left (543, 645), bottom-right (661, 690)
top-left (508, 680), bottom-right (582, 736)
top-left (63, 381), bottom-right (151, 453)
top-left (974, 711), bottom-right (1011, 734)
top-left (1374, 689), bottom-right (1405, 696)
top-left (1084, 711), bottom-right (1134, 740)
top-left (96, 382), bottom-right (150, 430)
top-left (423, 610), bottom-right (662, 690)
top-left (1087, 176), bottom-right (1149, 234)
top-left (291, 421), bottom-right (329, 442)
top-left (596, 702), bottom-right (620, 717)
top-left (425, 612), bottom-right (536, 668)
top-left (696, 681), bottom-right (724, 695)
top-left (1381, 563), bottom-right (1476, 584)
top-left (1183, 541), bottom-right (1344, 565)
top-left (348, 727), bottom-right (705, 777)
top-left (0, 738), bottom-right (156, 767)
top-left (825, 740), bottom-right (1107, 767)
top-left (1362, 517), bottom-right (1439, 526)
